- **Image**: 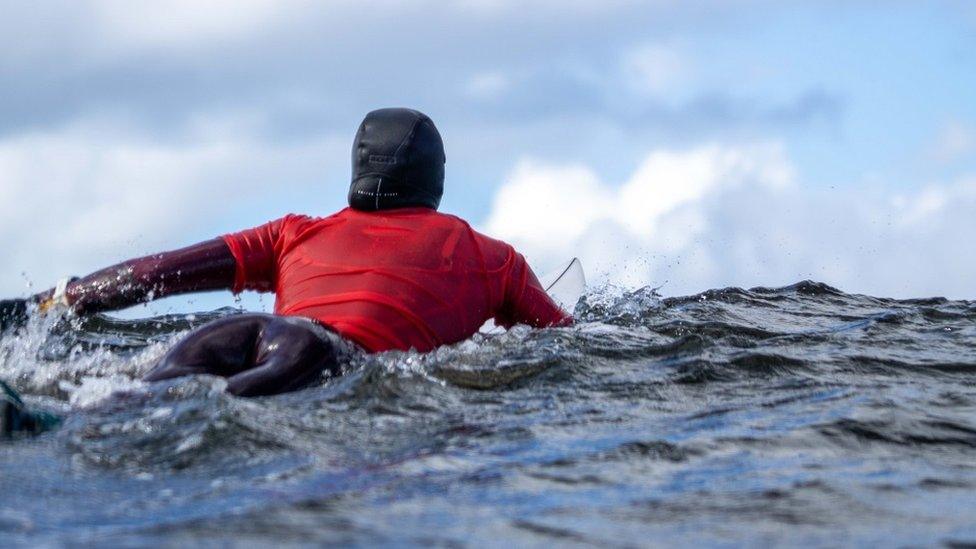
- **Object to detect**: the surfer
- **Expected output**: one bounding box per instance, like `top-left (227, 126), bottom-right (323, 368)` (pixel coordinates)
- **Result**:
top-left (0, 108), bottom-right (572, 411)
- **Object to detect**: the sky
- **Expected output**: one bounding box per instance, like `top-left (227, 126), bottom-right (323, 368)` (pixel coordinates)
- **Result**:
top-left (1, 0), bottom-right (974, 315)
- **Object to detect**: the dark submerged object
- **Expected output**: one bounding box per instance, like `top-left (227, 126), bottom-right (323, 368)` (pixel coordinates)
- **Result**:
top-left (348, 108), bottom-right (446, 211)
top-left (1, 380), bottom-right (59, 436)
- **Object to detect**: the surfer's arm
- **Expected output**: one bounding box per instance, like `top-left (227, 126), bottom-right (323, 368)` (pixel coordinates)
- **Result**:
top-left (31, 215), bottom-right (292, 316)
top-left (495, 251), bottom-right (574, 329)
top-left (33, 239), bottom-right (236, 315)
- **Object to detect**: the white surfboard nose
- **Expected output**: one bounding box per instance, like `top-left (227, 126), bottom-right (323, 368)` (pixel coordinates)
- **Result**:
top-left (541, 257), bottom-right (586, 313)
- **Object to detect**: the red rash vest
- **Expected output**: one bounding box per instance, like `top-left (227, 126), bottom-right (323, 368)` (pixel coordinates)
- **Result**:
top-left (221, 207), bottom-right (572, 353)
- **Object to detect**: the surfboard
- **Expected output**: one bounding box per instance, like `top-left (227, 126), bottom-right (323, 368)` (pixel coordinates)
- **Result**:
top-left (540, 257), bottom-right (586, 313)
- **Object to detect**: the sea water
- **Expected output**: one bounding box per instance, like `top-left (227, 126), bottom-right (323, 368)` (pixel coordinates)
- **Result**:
top-left (1, 281), bottom-right (975, 546)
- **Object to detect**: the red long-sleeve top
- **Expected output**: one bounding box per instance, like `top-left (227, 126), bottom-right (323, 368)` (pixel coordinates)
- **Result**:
top-left (221, 207), bottom-right (571, 353)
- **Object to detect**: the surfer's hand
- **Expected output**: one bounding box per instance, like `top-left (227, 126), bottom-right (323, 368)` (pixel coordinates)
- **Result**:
top-left (0, 299), bottom-right (29, 332)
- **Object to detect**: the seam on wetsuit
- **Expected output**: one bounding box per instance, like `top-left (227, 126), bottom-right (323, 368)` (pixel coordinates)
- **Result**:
top-left (392, 114), bottom-right (424, 187)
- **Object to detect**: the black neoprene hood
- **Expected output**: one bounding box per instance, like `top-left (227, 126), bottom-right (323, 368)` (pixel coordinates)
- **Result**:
top-left (348, 108), bottom-right (446, 211)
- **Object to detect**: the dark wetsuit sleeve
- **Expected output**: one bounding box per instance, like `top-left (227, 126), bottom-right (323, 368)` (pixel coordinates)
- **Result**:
top-left (50, 239), bottom-right (237, 315)
top-left (494, 249), bottom-right (574, 329)
top-left (221, 217), bottom-right (290, 293)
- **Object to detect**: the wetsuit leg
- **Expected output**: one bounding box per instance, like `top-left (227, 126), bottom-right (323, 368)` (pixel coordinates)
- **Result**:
top-left (144, 314), bottom-right (346, 397)
top-left (226, 317), bottom-right (344, 397)
top-left (144, 314), bottom-right (271, 382)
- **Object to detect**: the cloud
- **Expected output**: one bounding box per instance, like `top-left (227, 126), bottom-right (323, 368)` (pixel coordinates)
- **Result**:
top-left (464, 72), bottom-right (512, 101)
top-left (0, 0), bottom-right (963, 306)
top-left (621, 44), bottom-right (688, 97)
top-left (90, 0), bottom-right (292, 51)
top-left (929, 120), bottom-right (976, 164)
top-left (0, 0), bottom-right (840, 141)
top-left (0, 119), bottom-right (350, 297)
top-left (484, 145), bottom-right (976, 299)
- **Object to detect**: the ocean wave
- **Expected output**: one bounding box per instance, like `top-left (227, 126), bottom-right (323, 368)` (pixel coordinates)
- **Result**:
top-left (2, 281), bottom-right (975, 545)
